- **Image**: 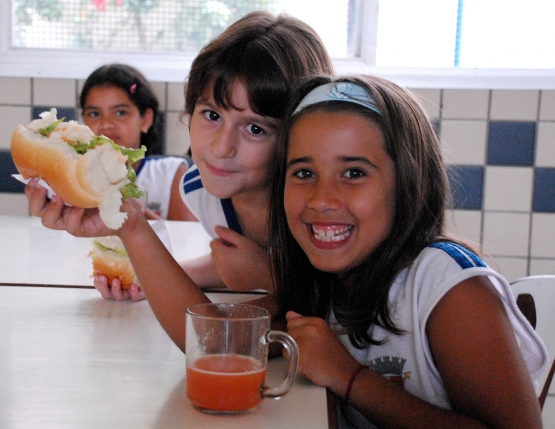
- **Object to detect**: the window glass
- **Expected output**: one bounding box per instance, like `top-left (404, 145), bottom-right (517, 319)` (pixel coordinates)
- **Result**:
top-left (13, 0), bottom-right (281, 52)
top-left (277, 0), bottom-right (351, 58)
top-left (11, 0), bottom-right (555, 69)
top-left (12, 0), bottom-right (352, 57)
top-left (376, 0), bottom-right (459, 67)
top-left (459, 0), bottom-right (555, 68)
top-left (376, 0), bottom-right (555, 68)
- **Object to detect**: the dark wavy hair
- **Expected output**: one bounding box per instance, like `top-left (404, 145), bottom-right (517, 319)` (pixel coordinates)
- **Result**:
top-left (184, 11), bottom-right (333, 125)
top-left (80, 63), bottom-right (161, 154)
top-left (269, 74), bottom-right (470, 348)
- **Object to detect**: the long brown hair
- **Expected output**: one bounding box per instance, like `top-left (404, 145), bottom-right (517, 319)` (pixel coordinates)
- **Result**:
top-left (269, 75), bottom-right (464, 347)
top-left (184, 11), bottom-right (333, 123)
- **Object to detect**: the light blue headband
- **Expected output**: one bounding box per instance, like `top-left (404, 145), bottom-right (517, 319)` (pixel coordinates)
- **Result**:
top-left (293, 82), bottom-right (381, 116)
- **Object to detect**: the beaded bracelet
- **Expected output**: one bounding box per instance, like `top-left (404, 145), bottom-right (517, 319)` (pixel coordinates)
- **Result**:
top-left (344, 364), bottom-right (367, 404)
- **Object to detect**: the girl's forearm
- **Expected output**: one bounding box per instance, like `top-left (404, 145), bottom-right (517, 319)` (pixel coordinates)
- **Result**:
top-left (339, 369), bottom-right (538, 429)
top-left (120, 215), bottom-right (210, 351)
top-left (180, 255), bottom-right (226, 289)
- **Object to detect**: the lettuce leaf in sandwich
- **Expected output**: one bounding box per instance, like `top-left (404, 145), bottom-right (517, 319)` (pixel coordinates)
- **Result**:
top-left (38, 121), bottom-right (147, 199)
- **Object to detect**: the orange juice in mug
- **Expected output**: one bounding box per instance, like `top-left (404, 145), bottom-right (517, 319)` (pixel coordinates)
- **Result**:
top-left (185, 303), bottom-right (299, 414)
top-left (187, 354), bottom-right (266, 411)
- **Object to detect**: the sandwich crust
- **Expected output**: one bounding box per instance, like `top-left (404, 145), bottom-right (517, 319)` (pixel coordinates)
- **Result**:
top-left (11, 124), bottom-right (103, 208)
top-left (89, 241), bottom-right (137, 290)
top-left (90, 255), bottom-right (136, 290)
top-left (10, 112), bottom-right (135, 229)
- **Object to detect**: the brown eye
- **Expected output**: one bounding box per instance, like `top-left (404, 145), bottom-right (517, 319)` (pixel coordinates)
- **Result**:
top-left (344, 168), bottom-right (366, 179)
top-left (203, 110), bottom-right (220, 121)
top-left (247, 124), bottom-right (265, 135)
top-left (294, 169), bottom-right (313, 179)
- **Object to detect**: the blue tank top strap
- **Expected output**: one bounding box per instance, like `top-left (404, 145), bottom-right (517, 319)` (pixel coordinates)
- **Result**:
top-left (182, 167), bottom-right (202, 194)
top-left (135, 157), bottom-right (149, 175)
top-left (428, 241), bottom-right (486, 269)
top-left (221, 199), bottom-right (242, 235)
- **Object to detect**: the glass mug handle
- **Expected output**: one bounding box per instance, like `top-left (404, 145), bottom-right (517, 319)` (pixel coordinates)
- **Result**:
top-left (261, 330), bottom-right (299, 399)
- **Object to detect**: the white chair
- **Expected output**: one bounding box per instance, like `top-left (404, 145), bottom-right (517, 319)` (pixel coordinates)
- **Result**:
top-left (511, 275), bottom-right (555, 409)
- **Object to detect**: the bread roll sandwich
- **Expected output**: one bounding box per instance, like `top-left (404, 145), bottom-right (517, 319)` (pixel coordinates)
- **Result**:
top-left (89, 236), bottom-right (137, 290)
top-left (11, 108), bottom-right (146, 229)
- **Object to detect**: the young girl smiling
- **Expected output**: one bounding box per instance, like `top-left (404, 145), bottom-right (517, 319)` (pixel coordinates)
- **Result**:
top-left (269, 75), bottom-right (547, 428)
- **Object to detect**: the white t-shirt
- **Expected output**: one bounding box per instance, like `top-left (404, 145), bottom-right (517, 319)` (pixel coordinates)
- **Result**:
top-left (332, 241), bottom-right (548, 428)
top-left (180, 164), bottom-right (242, 239)
top-left (135, 156), bottom-right (187, 220)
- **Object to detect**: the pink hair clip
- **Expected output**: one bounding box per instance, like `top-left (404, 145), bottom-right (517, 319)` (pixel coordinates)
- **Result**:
top-left (130, 83), bottom-right (137, 94)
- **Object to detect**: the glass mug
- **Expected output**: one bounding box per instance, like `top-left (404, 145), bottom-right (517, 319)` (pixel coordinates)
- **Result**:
top-left (186, 303), bottom-right (299, 414)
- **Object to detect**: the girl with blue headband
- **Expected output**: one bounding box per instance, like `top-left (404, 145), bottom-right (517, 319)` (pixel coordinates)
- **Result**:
top-left (269, 74), bottom-right (547, 428)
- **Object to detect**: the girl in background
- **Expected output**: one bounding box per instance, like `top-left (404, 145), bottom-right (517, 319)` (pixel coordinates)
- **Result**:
top-left (269, 74), bottom-right (547, 428)
top-left (80, 63), bottom-right (195, 221)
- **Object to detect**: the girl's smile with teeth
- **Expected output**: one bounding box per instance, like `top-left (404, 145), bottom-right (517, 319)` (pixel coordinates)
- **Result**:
top-left (311, 224), bottom-right (353, 242)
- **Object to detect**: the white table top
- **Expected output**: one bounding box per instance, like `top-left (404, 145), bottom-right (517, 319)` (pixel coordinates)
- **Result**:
top-left (0, 215), bottom-right (332, 428)
top-left (0, 214), bottom-right (212, 287)
top-left (0, 285), bottom-right (330, 428)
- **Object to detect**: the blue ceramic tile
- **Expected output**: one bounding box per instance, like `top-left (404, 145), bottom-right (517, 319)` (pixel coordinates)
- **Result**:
top-left (447, 165), bottom-right (483, 210)
top-left (533, 168), bottom-right (555, 212)
top-left (487, 121), bottom-right (536, 166)
top-left (0, 150), bottom-right (25, 193)
top-left (33, 106), bottom-right (76, 121)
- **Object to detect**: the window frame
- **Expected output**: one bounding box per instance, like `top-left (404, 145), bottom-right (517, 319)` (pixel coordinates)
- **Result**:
top-left (1, 0), bottom-right (555, 89)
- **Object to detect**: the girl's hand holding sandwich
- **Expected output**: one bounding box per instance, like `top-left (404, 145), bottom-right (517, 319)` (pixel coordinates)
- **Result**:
top-left (89, 236), bottom-right (144, 301)
top-left (94, 275), bottom-right (144, 301)
top-left (25, 177), bottom-right (143, 238)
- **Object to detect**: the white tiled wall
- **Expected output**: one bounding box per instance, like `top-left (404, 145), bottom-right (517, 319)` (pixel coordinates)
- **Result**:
top-left (0, 77), bottom-right (32, 105)
top-left (34, 78), bottom-right (76, 107)
top-left (540, 91), bottom-right (555, 121)
top-left (441, 119), bottom-right (487, 165)
top-left (0, 106), bottom-right (31, 149)
top-left (537, 123), bottom-right (555, 167)
top-left (415, 86), bottom-right (555, 283)
top-left (484, 166), bottom-right (534, 211)
top-left (442, 89), bottom-right (490, 119)
top-left (490, 90), bottom-right (540, 121)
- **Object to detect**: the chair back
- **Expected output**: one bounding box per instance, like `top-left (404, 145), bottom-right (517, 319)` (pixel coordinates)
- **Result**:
top-left (512, 275), bottom-right (555, 409)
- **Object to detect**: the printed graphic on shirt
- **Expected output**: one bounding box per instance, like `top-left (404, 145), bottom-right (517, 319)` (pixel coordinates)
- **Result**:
top-left (147, 201), bottom-right (162, 216)
top-left (369, 356), bottom-right (410, 389)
